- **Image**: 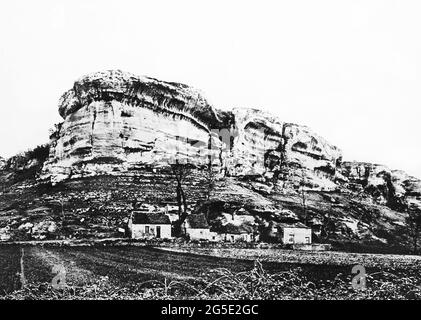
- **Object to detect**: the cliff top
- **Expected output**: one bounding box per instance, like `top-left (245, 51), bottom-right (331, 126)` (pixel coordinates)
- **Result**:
top-left (58, 69), bottom-right (234, 130)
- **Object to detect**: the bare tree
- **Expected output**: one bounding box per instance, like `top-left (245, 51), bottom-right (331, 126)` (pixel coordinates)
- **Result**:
top-left (407, 203), bottom-right (421, 254)
top-left (321, 206), bottom-right (336, 240)
top-left (201, 165), bottom-right (217, 221)
top-left (300, 168), bottom-right (308, 224)
top-left (52, 199), bottom-right (66, 228)
top-left (171, 162), bottom-right (192, 235)
top-left (203, 165), bottom-right (216, 202)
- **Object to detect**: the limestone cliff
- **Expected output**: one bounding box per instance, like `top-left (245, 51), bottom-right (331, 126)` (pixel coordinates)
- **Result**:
top-left (341, 162), bottom-right (421, 211)
top-left (42, 70), bottom-right (342, 191)
top-left (42, 70), bottom-right (232, 183)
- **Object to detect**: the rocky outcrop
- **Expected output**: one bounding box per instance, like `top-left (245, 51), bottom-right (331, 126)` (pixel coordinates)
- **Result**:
top-left (226, 108), bottom-right (342, 191)
top-left (0, 157), bottom-right (5, 170)
top-left (0, 145), bottom-right (49, 187)
top-left (279, 123), bottom-right (342, 190)
top-left (5, 155), bottom-right (40, 173)
top-left (42, 70), bottom-right (342, 191)
top-left (42, 70), bottom-right (232, 184)
top-left (341, 161), bottom-right (421, 210)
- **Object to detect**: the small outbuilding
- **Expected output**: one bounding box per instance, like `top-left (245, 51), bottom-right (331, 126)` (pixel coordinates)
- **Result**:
top-left (129, 211), bottom-right (172, 239)
top-left (183, 214), bottom-right (215, 241)
top-left (277, 222), bottom-right (312, 245)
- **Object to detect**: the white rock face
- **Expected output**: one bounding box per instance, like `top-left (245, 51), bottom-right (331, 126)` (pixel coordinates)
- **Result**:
top-left (226, 108), bottom-right (284, 177)
top-left (42, 70), bottom-right (227, 184)
top-left (42, 70), bottom-right (342, 190)
top-left (281, 123), bottom-right (342, 190)
top-left (226, 108), bottom-right (342, 191)
top-left (45, 101), bottom-right (215, 182)
top-left (340, 161), bottom-right (421, 209)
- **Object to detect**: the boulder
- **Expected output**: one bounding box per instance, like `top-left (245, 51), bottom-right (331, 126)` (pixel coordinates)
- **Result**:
top-left (0, 226), bottom-right (11, 241)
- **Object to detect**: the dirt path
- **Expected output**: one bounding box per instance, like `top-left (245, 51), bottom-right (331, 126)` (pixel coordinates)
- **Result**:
top-left (19, 248), bottom-right (26, 288)
top-left (29, 247), bottom-right (97, 287)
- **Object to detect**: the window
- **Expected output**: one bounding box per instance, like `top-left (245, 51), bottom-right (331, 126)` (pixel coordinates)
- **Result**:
top-left (145, 226), bottom-right (150, 234)
top-left (288, 233), bottom-right (295, 243)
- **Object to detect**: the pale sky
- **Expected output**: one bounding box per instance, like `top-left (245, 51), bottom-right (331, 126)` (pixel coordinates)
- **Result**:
top-left (0, 0), bottom-right (420, 178)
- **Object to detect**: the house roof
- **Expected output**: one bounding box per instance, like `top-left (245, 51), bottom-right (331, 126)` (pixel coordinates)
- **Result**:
top-left (186, 214), bottom-right (209, 229)
top-left (277, 222), bottom-right (310, 229)
top-left (132, 211), bottom-right (171, 225)
top-left (219, 223), bottom-right (254, 235)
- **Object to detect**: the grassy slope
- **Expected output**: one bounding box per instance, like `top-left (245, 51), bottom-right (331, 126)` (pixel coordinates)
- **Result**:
top-left (0, 246), bottom-right (21, 294)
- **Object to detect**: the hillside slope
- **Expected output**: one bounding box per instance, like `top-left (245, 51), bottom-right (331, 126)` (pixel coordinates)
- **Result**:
top-left (0, 70), bottom-right (420, 252)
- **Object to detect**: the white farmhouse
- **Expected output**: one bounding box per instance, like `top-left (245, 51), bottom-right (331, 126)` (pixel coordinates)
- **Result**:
top-left (278, 222), bottom-right (312, 245)
top-left (129, 211), bottom-right (172, 239)
top-left (183, 214), bottom-right (216, 241)
top-left (218, 224), bottom-right (256, 243)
